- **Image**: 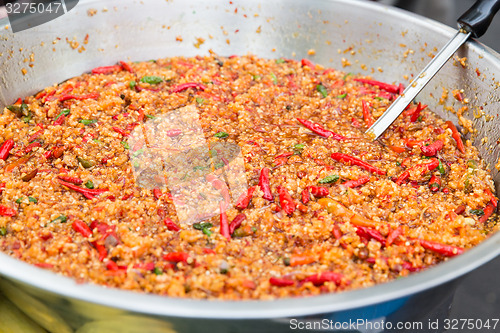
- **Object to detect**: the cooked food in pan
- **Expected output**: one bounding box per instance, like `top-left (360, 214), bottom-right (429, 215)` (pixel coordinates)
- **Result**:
top-left (0, 55), bottom-right (497, 299)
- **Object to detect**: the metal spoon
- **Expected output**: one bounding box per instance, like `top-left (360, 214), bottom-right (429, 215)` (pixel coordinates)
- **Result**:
top-left (366, 0), bottom-right (500, 140)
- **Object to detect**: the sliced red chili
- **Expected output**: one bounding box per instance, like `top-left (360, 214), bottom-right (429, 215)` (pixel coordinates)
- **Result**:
top-left (0, 139), bottom-right (15, 160)
top-left (395, 158), bottom-right (439, 185)
top-left (354, 78), bottom-right (400, 94)
top-left (301, 272), bottom-right (343, 286)
top-left (421, 140), bottom-right (444, 157)
top-left (331, 152), bottom-right (386, 175)
top-left (72, 220), bottom-right (92, 238)
top-left (235, 186), bottom-right (256, 209)
top-left (258, 168), bottom-right (274, 201)
top-left (219, 202), bottom-right (231, 240)
top-left (163, 252), bottom-right (190, 263)
top-left (417, 239), bottom-right (464, 257)
top-left (362, 100), bottom-right (374, 127)
top-left (0, 205), bottom-right (16, 217)
top-left (277, 186), bottom-right (296, 215)
top-left (170, 82), bottom-right (206, 93)
top-left (164, 218), bottom-right (181, 231)
top-left (270, 276), bottom-right (295, 287)
top-left (58, 175), bottom-right (83, 185)
top-left (342, 176), bottom-right (370, 188)
top-left (356, 226), bottom-right (386, 244)
top-left (445, 121), bottom-right (465, 154)
top-left (479, 203), bottom-right (495, 224)
top-left (296, 118), bottom-right (347, 140)
top-left (91, 65), bottom-right (122, 74)
top-left (229, 213), bottom-right (246, 235)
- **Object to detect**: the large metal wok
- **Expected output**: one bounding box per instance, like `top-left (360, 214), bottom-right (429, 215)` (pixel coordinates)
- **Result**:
top-left (1, 0), bottom-right (500, 332)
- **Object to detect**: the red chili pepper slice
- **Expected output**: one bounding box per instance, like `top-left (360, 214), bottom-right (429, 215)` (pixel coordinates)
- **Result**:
top-left (170, 82), bottom-right (206, 93)
top-left (277, 186), bottom-right (296, 215)
top-left (485, 188), bottom-right (498, 207)
top-left (57, 179), bottom-right (108, 198)
top-left (301, 188), bottom-right (310, 204)
top-left (395, 158), bottom-right (439, 185)
top-left (24, 141), bottom-right (41, 154)
top-left (91, 65), bottom-right (122, 74)
top-left (300, 58), bottom-right (315, 69)
top-left (57, 92), bottom-right (99, 102)
top-left (235, 186), bottom-right (256, 209)
top-left (362, 100), bottom-right (374, 127)
top-left (409, 102), bottom-right (427, 122)
top-left (479, 203), bottom-right (496, 224)
top-left (270, 276), bottom-right (295, 287)
top-left (296, 118), bottom-right (347, 140)
top-left (164, 218), bottom-right (181, 231)
top-left (72, 220), bottom-right (92, 238)
top-left (58, 175), bottom-right (83, 185)
top-left (309, 186), bottom-right (329, 197)
top-left (0, 139), bottom-right (15, 160)
top-left (354, 78), bottom-right (400, 94)
top-left (229, 213), bottom-right (246, 235)
top-left (219, 202), bottom-right (231, 240)
top-left (421, 140), bottom-right (444, 157)
top-left (418, 239), bottom-right (464, 257)
top-left (301, 272), bottom-right (343, 286)
top-left (429, 175), bottom-right (441, 192)
top-left (258, 168), bottom-right (274, 201)
top-left (342, 176), bottom-right (370, 188)
top-left (112, 126), bottom-right (130, 137)
top-left (119, 61), bottom-right (134, 73)
top-left (153, 187), bottom-right (162, 200)
top-left (331, 152), bottom-right (386, 175)
top-left (0, 205), bottom-right (16, 217)
top-left (386, 227), bottom-right (403, 247)
top-left (28, 130), bottom-right (43, 143)
top-left (163, 252), bottom-right (190, 263)
top-left (206, 175), bottom-right (231, 210)
top-left (445, 121), bottom-right (465, 154)
top-left (356, 226), bottom-right (386, 244)
top-left (91, 242), bottom-right (108, 261)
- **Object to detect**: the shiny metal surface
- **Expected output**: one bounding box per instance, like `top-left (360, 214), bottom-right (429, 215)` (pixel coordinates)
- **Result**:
top-left (366, 30), bottom-right (471, 139)
top-left (0, 0), bottom-right (500, 332)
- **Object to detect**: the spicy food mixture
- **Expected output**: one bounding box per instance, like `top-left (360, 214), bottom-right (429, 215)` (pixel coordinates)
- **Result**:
top-left (0, 55), bottom-right (498, 300)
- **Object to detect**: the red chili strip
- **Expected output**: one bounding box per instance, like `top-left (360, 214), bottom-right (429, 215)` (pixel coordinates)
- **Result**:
top-left (219, 202), bottom-right (231, 240)
top-left (153, 187), bottom-right (162, 200)
top-left (445, 121), bottom-right (465, 154)
top-left (57, 179), bottom-right (108, 198)
top-left (258, 167), bottom-right (274, 201)
top-left (0, 182), bottom-right (5, 195)
top-left (421, 140), bottom-right (444, 157)
top-left (277, 186), bottom-right (296, 216)
top-left (58, 175), bottom-right (83, 185)
top-left (331, 152), bottom-right (386, 176)
top-left (386, 227), bottom-right (403, 247)
top-left (28, 129), bottom-right (43, 142)
top-left (395, 158), bottom-right (439, 185)
top-left (356, 226), bottom-right (386, 244)
top-left (479, 203), bottom-right (496, 224)
top-left (53, 115), bottom-right (66, 126)
top-left (112, 126), bottom-right (130, 137)
top-left (301, 188), bottom-right (310, 204)
top-left (417, 239), bottom-right (464, 257)
top-left (429, 175), bottom-right (441, 192)
top-left (119, 61), bottom-right (134, 73)
top-left (354, 78), bottom-right (400, 94)
top-left (485, 188), bottom-right (498, 207)
top-left (270, 276), bottom-right (295, 287)
top-left (296, 118), bottom-right (347, 140)
top-left (164, 218), bottom-right (181, 231)
top-left (0, 205), bottom-right (16, 217)
top-left (301, 58), bottom-right (315, 68)
top-left (301, 272), bottom-right (343, 286)
top-left (170, 82), bottom-right (206, 93)
top-left (362, 100), bottom-right (374, 127)
top-left (91, 65), bottom-right (122, 74)
top-left (58, 92), bottom-right (99, 102)
top-left (163, 252), bottom-right (190, 263)
top-left (409, 102), bottom-right (427, 122)
top-left (309, 186), bottom-right (329, 197)
top-left (133, 262), bottom-right (155, 270)
top-left (0, 139), bottom-right (14, 160)
top-left (72, 220), bottom-right (92, 238)
top-left (343, 176), bottom-right (370, 188)
top-left (206, 175), bottom-right (231, 210)
top-left (235, 186), bottom-right (256, 209)
top-left (229, 213), bottom-right (246, 235)
top-left (24, 141), bottom-right (41, 154)
top-left (91, 242), bottom-right (108, 261)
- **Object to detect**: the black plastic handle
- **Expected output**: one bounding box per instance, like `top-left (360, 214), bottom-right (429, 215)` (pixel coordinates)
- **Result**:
top-left (458, 0), bottom-right (500, 38)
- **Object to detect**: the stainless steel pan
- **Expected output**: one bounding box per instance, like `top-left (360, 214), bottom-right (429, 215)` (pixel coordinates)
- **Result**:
top-left (0, 0), bottom-right (500, 332)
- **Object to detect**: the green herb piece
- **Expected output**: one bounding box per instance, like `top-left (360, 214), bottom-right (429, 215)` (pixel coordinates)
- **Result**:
top-left (470, 209), bottom-right (485, 216)
top-left (0, 227), bottom-right (6, 236)
top-left (316, 84), bottom-right (328, 98)
top-left (209, 149), bottom-right (217, 157)
top-left (196, 97), bottom-right (205, 104)
top-left (22, 113), bottom-right (33, 123)
top-left (467, 159), bottom-right (478, 169)
top-left (133, 160), bottom-right (140, 168)
top-left (252, 74), bottom-right (261, 80)
top-left (342, 72), bottom-right (353, 80)
top-left (92, 139), bottom-right (103, 145)
top-left (293, 143), bottom-right (305, 155)
top-left (429, 182), bottom-right (440, 191)
top-left (140, 76), bottom-right (163, 84)
top-left (283, 257), bottom-right (291, 266)
top-left (54, 109), bottom-right (70, 121)
top-left (214, 131), bottom-right (229, 138)
top-left (132, 148), bottom-right (144, 158)
top-left (145, 114), bottom-right (156, 119)
top-left (84, 180), bottom-right (94, 189)
top-left (417, 115), bottom-right (423, 122)
top-left (275, 58), bottom-right (285, 64)
top-left (215, 162), bottom-right (225, 169)
top-left (270, 73), bottom-right (278, 84)
top-left (193, 222), bottom-right (213, 230)
top-left (50, 215), bottom-right (68, 224)
top-left (438, 160), bottom-right (446, 175)
top-left (15, 197), bottom-right (23, 204)
top-left (28, 197), bottom-right (37, 204)
top-left (318, 174), bottom-right (340, 184)
top-left (193, 166), bottom-right (206, 171)
top-left (77, 157), bottom-right (94, 169)
top-left (6, 103), bottom-right (30, 118)
top-left (202, 228), bottom-right (213, 236)
top-left (374, 96), bottom-right (384, 101)
top-left (129, 81), bottom-right (137, 90)
top-left (153, 267), bottom-right (163, 275)
top-left (79, 119), bottom-right (98, 125)
top-left (396, 161), bottom-right (401, 166)
top-left (121, 141), bottom-right (130, 149)
top-left (336, 93), bottom-right (347, 99)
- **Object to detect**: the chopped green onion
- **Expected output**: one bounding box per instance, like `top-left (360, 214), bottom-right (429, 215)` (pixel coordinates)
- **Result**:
top-left (132, 148), bottom-right (144, 158)
top-left (92, 139), bottom-right (103, 145)
top-left (0, 227), bottom-right (6, 236)
top-left (50, 215), bottom-right (68, 224)
top-left (374, 96), bottom-right (384, 101)
top-left (467, 160), bottom-right (478, 169)
top-left (470, 209), bottom-right (485, 216)
top-left (133, 160), bottom-right (140, 168)
top-left (121, 141), bottom-right (130, 149)
top-left (196, 97), bottom-right (205, 104)
top-left (6, 103), bottom-right (30, 118)
top-left (336, 93), bottom-right (347, 99)
top-left (22, 113), bottom-right (33, 123)
top-left (214, 131), bottom-right (228, 138)
top-left (396, 161), bottom-right (401, 166)
top-left (215, 162), bottom-right (224, 169)
top-left (153, 267), bottom-right (163, 275)
top-left (79, 119), bottom-right (98, 125)
top-left (318, 174), bottom-right (340, 184)
top-left (252, 74), bottom-right (261, 80)
top-left (193, 166), bottom-right (206, 171)
top-left (293, 143), bottom-right (305, 155)
top-left (202, 228), bottom-right (213, 236)
top-left (145, 114), bottom-right (156, 119)
top-left (140, 76), bottom-right (163, 84)
top-left (28, 197), bottom-right (37, 204)
top-left (84, 180), bottom-right (94, 189)
top-left (270, 73), bottom-right (278, 84)
top-left (129, 81), bottom-right (137, 90)
top-left (77, 157), bottom-right (94, 169)
top-left (438, 160), bottom-right (446, 175)
top-left (54, 109), bottom-right (70, 121)
top-left (316, 84), bottom-right (328, 98)
top-left (342, 72), bottom-right (353, 80)
top-left (15, 197), bottom-right (23, 204)
top-left (275, 58), bottom-right (285, 64)
top-left (417, 115), bottom-right (423, 122)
